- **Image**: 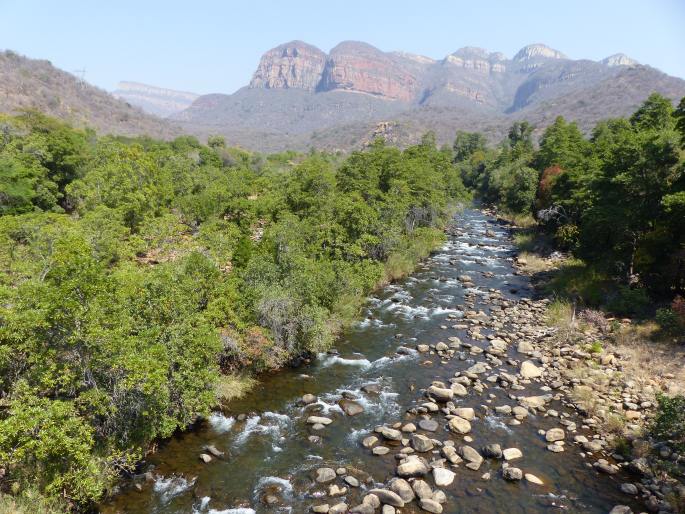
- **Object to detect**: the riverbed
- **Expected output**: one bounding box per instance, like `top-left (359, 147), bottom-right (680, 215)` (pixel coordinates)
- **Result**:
top-left (102, 209), bottom-right (641, 514)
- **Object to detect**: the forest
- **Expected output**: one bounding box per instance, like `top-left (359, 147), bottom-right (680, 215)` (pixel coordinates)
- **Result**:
top-left (0, 93), bottom-right (683, 510)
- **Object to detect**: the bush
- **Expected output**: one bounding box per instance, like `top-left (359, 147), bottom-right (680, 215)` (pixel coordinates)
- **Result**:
top-left (651, 394), bottom-right (685, 451)
top-left (606, 286), bottom-right (651, 317)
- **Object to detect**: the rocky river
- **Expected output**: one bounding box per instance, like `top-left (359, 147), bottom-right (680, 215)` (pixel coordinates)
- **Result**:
top-left (102, 209), bottom-right (645, 514)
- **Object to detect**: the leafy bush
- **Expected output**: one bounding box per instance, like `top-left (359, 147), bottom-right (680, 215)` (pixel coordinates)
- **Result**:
top-left (651, 394), bottom-right (685, 451)
top-left (606, 286), bottom-right (651, 317)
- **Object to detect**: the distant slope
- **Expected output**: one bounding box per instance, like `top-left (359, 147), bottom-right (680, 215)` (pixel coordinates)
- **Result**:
top-left (174, 41), bottom-right (685, 151)
top-left (112, 81), bottom-right (199, 117)
top-left (0, 50), bottom-right (179, 138)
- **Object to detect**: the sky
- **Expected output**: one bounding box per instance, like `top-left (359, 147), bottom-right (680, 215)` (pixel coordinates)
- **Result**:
top-left (2, 0), bottom-right (684, 95)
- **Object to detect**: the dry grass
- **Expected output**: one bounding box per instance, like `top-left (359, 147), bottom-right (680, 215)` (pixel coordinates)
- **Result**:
top-left (517, 251), bottom-right (557, 273)
top-left (215, 373), bottom-right (257, 403)
top-left (607, 323), bottom-right (685, 396)
top-left (0, 491), bottom-right (67, 514)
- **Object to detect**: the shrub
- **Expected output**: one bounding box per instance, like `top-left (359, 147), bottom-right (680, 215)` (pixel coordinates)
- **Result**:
top-left (651, 394), bottom-right (685, 451)
top-left (606, 286), bottom-right (651, 317)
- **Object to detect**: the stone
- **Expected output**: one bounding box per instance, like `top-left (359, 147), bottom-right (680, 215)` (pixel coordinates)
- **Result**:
top-left (460, 445), bottom-right (483, 466)
top-left (608, 507), bottom-right (633, 514)
top-left (454, 407), bottom-right (475, 420)
top-left (502, 448), bottom-right (523, 461)
top-left (339, 399), bottom-right (364, 416)
top-left (389, 478), bottom-right (415, 502)
top-left (517, 341), bottom-right (534, 354)
top-left (382, 506), bottom-right (395, 514)
top-left (368, 489), bottom-right (404, 507)
top-left (307, 416), bottom-right (333, 426)
top-left (432, 467), bottom-right (456, 486)
top-left (442, 445), bottom-right (463, 465)
top-left (344, 476), bottom-right (359, 487)
top-left (329, 503), bottom-right (348, 514)
top-left (397, 455), bottom-right (429, 477)
top-left (302, 393), bottom-right (317, 405)
top-left (412, 479), bottom-right (433, 499)
top-left (328, 484), bottom-right (347, 497)
top-left (250, 41), bottom-right (327, 90)
top-left (525, 473), bottom-right (543, 485)
top-left (448, 416), bottom-right (471, 434)
top-left (427, 385), bottom-right (454, 402)
top-left (451, 383), bottom-right (468, 396)
top-left (545, 428), bottom-right (565, 442)
top-left (503, 467), bottom-right (523, 481)
top-left (418, 419), bottom-right (439, 432)
top-left (482, 443), bottom-right (502, 459)
top-left (316, 467), bottom-right (337, 483)
top-left (363, 494), bottom-right (380, 508)
top-left (362, 436), bottom-right (378, 448)
top-left (199, 453), bottom-right (212, 463)
top-left (520, 360), bottom-right (542, 378)
top-left (349, 505), bottom-right (373, 514)
top-left (312, 504), bottom-right (330, 513)
top-left (379, 426), bottom-right (402, 441)
top-left (372, 446), bottom-right (390, 455)
top-left (419, 498), bottom-right (443, 513)
top-left (620, 483), bottom-right (638, 495)
top-left (412, 434), bottom-right (435, 453)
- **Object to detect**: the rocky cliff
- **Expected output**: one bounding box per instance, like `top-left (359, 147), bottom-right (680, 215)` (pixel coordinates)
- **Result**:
top-left (174, 40), bottom-right (685, 152)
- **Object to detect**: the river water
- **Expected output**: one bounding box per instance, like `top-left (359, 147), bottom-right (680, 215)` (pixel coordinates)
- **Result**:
top-left (102, 209), bottom-right (640, 514)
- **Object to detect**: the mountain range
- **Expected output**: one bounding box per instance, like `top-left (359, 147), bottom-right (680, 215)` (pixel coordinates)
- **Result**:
top-left (1, 42), bottom-right (684, 152)
top-left (170, 40), bottom-right (685, 151)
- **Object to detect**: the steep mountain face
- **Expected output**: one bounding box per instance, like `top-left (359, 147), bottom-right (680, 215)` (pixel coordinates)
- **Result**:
top-left (174, 40), bottom-right (685, 152)
top-left (0, 51), bottom-right (179, 138)
top-left (112, 81), bottom-right (199, 117)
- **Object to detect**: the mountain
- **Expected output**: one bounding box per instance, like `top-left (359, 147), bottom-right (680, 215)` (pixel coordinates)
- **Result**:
top-left (112, 81), bottom-right (199, 117)
top-left (0, 50), bottom-right (179, 138)
top-left (174, 41), bottom-right (685, 152)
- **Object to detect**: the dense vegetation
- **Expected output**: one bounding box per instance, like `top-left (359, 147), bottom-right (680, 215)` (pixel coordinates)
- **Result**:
top-left (455, 94), bottom-right (685, 322)
top-left (0, 113), bottom-right (467, 508)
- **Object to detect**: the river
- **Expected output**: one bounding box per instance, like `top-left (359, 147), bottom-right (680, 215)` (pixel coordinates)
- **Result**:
top-left (102, 208), bottom-right (641, 514)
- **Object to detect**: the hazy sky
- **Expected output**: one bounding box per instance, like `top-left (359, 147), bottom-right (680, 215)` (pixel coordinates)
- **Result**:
top-left (2, 0), bottom-right (684, 94)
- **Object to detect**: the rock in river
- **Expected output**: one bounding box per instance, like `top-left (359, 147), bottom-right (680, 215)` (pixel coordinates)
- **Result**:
top-left (339, 399), bottom-right (364, 416)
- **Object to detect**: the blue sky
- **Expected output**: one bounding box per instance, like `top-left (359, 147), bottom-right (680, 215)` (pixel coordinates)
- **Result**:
top-left (2, 0), bottom-right (684, 94)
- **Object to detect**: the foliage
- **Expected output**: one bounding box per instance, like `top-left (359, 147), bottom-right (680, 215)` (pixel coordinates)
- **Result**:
top-left (0, 115), bottom-right (468, 508)
top-left (651, 394), bottom-right (685, 451)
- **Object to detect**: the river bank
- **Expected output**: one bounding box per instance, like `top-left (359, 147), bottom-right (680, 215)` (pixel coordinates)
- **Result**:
top-left (101, 209), bottom-right (670, 514)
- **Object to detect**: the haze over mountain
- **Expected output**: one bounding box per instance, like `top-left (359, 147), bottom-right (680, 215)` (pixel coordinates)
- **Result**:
top-left (0, 51), bottom-right (179, 139)
top-left (112, 82), bottom-right (199, 118)
top-left (172, 40), bottom-right (685, 152)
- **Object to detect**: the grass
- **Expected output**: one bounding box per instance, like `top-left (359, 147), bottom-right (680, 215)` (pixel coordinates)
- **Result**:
top-left (215, 373), bottom-right (257, 403)
top-left (0, 489), bottom-right (68, 514)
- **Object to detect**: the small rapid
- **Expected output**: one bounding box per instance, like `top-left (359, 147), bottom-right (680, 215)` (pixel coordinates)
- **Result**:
top-left (102, 209), bottom-right (641, 514)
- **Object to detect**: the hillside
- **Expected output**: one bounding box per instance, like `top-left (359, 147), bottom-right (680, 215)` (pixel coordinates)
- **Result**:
top-left (174, 41), bottom-right (685, 151)
top-left (112, 81), bottom-right (199, 117)
top-left (0, 50), bottom-right (179, 138)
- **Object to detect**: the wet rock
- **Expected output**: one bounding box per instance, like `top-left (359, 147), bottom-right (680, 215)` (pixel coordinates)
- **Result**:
top-left (419, 498), bottom-right (443, 513)
top-left (373, 446), bottom-right (390, 455)
top-left (368, 489), bottom-right (404, 507)
top-left (339, 399), bottom-right (364, 416)
top-left (427, 385), bottom-right (454, 402)
top-left (442, 445), bottom-right (463, 464)
top-left (482, 443), bottom-right (502, 459)
top-left (381, 506), bottom-right (395, 514)
top-left (312, 504), bottom-right (330, 513)
top-left (433, 467), bottom-right (456, 486)
top-left (307, 416), bottom-right (333, 426)
top-left (329, 484), bottom-right (347, 496)
top-left (361, 383), bottom-right (381, 394)
top-left (344, 476), bottom-right (360, 487)
top-left (620, 483), bottom-right (638, 495)
top-left (349, 505), bottom-right (373, 514)
top-left (379, 426), bottom-right (403, 441)
top-left (502, 448), bottom-right (522, 461)
top-left (524, 473), bottom-right (543, 485)
top-left (520, 360), bottom-right (542, 378)
top-left (388, 478), bottom-right (414, 502)
top-left (316, 467), bottom-right (337, 483)
top-left (609, 507), bottom-right (632, 514)
top-left (418, 419), bottom-right (439, 432)
top-left (412, 434), bottom-right (435, 453)
top-left (459, 446), bottom-right (483, 468)
top-left (545, 428), bottom-right (565, 442)
top-left (363, 494), bottom-right (380, 508)
top-left (397, 455), bottom-right (430, 477)
top-left (362, 436), bottom-right (378, 448)
top-left (582, 440), bottom-right (603, 452)
top-left (594, 460), bottom-right (618, 474)
top-left (448, 416), bottom-right (471, 434)
top-left (203, 445), bottom-right (224, 458)
top-left (451, 383), bottom-right (468, 396)
top-left (412, 479), bottom-right (433, 499)
top-left (519, 395), bottom-right (549, 409)
top-left (302, 394), bottom-right (317, 405)
top-left (503, 467), bottom-right (523, 481)
top-left (199, 453), bottom-right (212, 463)
top-left (517, 341), bottom-right (534, 354)
top-left (454, 407), bottom-right (475, 420)
top-left (329, 503), bottom-right (348, 514)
